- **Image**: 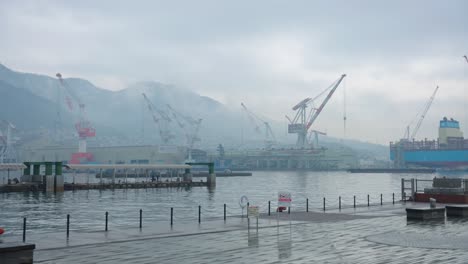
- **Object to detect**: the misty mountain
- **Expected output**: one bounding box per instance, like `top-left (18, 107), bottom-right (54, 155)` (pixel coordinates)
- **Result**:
top-left (0, 63), bottom-right (389, 161)
top-left (0, 64), bottom-right (244, 147)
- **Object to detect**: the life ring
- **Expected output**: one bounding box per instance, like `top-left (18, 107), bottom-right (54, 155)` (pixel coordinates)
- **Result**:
top-left (0, 228), bottom-right (4, 235)
top-left (239, 195), bottom-right (249, 208)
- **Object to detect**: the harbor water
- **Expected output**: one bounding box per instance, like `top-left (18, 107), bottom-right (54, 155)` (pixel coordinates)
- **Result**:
top-left (0, 170), bottom-right (464, 237)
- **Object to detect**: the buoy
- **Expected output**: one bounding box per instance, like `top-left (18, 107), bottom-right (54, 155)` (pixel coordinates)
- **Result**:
top-left (0, 228), bottom-right (4, 235)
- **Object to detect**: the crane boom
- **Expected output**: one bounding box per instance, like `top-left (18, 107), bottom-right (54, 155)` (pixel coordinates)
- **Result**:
top-left (142, 93), bottom-right (173, 143)
top-left (410, 86), bottom-right (439, 139)
top-left (306, 74), bottom-right (346, 130)
top-left (241, 102), bottom-right (276, 148)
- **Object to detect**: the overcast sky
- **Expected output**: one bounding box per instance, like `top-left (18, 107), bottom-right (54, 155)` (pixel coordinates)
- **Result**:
top-left (1, 0), bottom-right (467, 144)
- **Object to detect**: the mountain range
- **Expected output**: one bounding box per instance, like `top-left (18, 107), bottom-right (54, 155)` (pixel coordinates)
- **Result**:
top-left (0, 64), bottom-right (388, 160)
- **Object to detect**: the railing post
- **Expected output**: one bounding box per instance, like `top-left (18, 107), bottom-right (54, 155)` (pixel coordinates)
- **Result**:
top-left (247, 202), bottom-right (249, 218)
top-left (380, 194), bottom-right (383, 205)
top-left (306, 198), bottom-right (309, 212)
top-left (288, 206), bottom-right (290, 214)
top-left (268, 201), bottom-right (271, 216)
top-left (139, 209), bottom-right (142, 229)
top-left (198, 205), bottom-right (201, 223)
top-left (323, 197), bottom-right (326, 211)
top-left (224, 204), bottom-right (226, 221)
top-left (367, 194), bottom-right (370, 207)
top-left (339, 196), bottom-right (341, 210)
top-left (353, 195), bottom-right (356, 208)
top-left (23, 217), bottom-right (26, 242)
top-left (105, 211), bottom-right (108, 231)
top-left (66, 214), bottom-right (70, 238)
top-left (393, 193), bottom-right (395, 204)
top-left (171, 207), bottom-right (173, 226)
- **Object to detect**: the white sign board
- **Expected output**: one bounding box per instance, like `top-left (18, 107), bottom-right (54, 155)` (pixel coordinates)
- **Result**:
top-left (278, 192), bottom-right (292, 207)
top-left (248, 206), bottom-right (259, 218)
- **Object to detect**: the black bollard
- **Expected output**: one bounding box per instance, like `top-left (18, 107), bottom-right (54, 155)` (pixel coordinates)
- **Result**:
top-left (198, 205), bottom-right (201, 223)
top-left (339, 196), bottom-right (341, 210)
top-left (105, 211), bottom-right (108, 231)
top-left (288, 206), bottom-right (290, 214)
top-left (268, 201), bottom-right (271, 216)
top-left (67, 214), bottom-right (70, 238)
top-left (323, 197), bottom-right (326, 211)
top-left (353, 195), bottom-right (356, 208)
top-left (224, 204), bottom-right (226, 221)
top-left (393, 193), bottom-right (395, 204)
top-left (380, 194), bottom-right (383, 206)
top-left (306, 198), bottom-right (309, 212)
top-left (139, 209), bottom-right (142, 229)
top-left (171, 207), bottom-right (173, 226)
top-left (23, 217), bottom-right (26, 242)
top-left (367, 194), bottom-right (370, 207)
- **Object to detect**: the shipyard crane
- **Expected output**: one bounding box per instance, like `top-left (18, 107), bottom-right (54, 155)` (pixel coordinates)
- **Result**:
top-left (56, 73), bottom-right (96, 164)
top-left (142, 93), bottom-right (174, 144)
top-left (287, 74), bottom-right (346, 148)
top-left (241, 103), bottom-right (276, 149)
top-left (166, 104), bottom-right (202, 161)
top-left (0, 121), bottom-right (17, 163)
top-left (408, 86), bottom-right (439, 140)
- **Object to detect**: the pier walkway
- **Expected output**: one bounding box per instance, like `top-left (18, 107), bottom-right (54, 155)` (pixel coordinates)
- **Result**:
top-left (4, 202), bottom-right (468, 263)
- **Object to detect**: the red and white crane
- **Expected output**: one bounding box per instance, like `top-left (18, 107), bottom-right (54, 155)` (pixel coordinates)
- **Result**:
top-left (56, 73), bottom-right (96, 164)
top-left (287, 74), bottom-right (346, 148)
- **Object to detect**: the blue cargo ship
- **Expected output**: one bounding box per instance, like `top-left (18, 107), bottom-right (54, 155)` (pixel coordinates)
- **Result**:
top-left (390, 117), bottom-right (468, 169)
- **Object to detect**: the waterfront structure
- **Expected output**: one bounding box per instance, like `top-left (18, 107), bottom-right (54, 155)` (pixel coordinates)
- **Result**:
top-left (18, 145), bottom-right (186, 165)
top-left (390, 117), bottom-right (468, 168)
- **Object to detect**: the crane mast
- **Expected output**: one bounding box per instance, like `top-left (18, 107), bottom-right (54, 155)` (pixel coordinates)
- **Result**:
top-left (56, 73), bottom-right (96, 164)
top-left (142, 93), bottom-right (174, 144)
top-left (241, 103), bottom-right (276, 149)
top-left (409, 86), bottom-right (439, 140)
top-left (166, 104), bottom-right (202, 161)
top-left (287, 74), bottom-right (346, 148)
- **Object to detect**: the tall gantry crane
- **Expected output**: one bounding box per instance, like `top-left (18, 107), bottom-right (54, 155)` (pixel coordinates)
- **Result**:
top-left (405, 86), bottom-right (439, 140)
top-left (287, 74), bottom-right (346, 148)
top-left (241, 103), bottom-right (276, 149)
top-left (0, 121), bottom-right (17, 163)
top-left (166, 104), bottom-right (202, 161)
top-left (56, 73), bottom-right (96, 164)
top-left (142, 93), bottom-right (174, 144)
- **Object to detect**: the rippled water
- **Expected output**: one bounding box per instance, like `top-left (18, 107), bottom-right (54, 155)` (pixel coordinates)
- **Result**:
top-left (0, 170), bottom-right (465, 237)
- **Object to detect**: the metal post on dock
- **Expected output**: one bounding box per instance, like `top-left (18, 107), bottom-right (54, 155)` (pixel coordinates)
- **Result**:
top-left (323, 197), bottom-right (325, 211)
top-left (139, 209), bottom-right (142, 229)
top-left (171, 207), bottom-right (173, 226)
top-left (353, 195), bottom-right (356, 208)
top-left (339, 196), bottom-right (341, 210)
top-left (380, 194), bottom-right (383, 205)
top-left (367, 194), bottom-right (370, 207)
top-left (306, 198), bottom-right (308, 212)
top-left (100, 169), bottom-right (103, 185)
top-left (125, 169), bottom-right (128, 186)
top-left (198, 205), bottom-right (201, 223)
top-left (288, 206), bottom-right (290, 214)
top-left (112, 168), bottom-right (116, 186)
top-left (23, 217), bottom-right (26, 242)
top-left (66, 214), bottom-right (70, 238)
top-left (105, 211), bottom-right (108, 231)
top-left (393, 193), bottom-right (395, 204)
top-left (247, 202), bottom-right (249, 218)
top-left (224, 204), bottom-right (226, 221)
top-left (268, 201), bottom-right (271, 215)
